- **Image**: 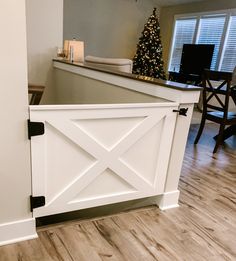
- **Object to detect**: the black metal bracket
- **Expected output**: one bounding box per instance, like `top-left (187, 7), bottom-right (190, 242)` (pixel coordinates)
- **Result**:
top-left (30, 195), bottom-right (45, 212)
top-left (28, 120), bottom-right (44, 139)
top-left (173, 108), bottom-right (188, 117)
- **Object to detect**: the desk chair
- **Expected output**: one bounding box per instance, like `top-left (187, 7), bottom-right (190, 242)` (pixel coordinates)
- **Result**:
top-left (28, 84), bottom-right (45, 105)
top-left (194, 69), bottom-right (236, 153)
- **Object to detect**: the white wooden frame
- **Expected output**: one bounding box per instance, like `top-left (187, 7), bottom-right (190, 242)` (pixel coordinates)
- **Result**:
top-left (30, 103), bottom-right (178, 217)
top-left (29, 61), bottom-right (200, 217)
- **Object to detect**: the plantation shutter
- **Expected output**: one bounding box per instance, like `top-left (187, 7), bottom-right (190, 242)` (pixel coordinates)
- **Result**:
top-left (169, 18), bottom-right (196, 72)
top-left (196, 15), bottom-right (226, 70)
top-left (220, 15), bottom-right (236, 72)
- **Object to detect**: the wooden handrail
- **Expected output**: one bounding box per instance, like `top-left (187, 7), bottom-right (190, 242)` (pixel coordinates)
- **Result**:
top-left (28, 84), bottom-right (45, 105)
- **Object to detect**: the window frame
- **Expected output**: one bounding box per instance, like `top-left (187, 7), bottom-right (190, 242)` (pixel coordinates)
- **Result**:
top-left (168, 8), bottom-right (236, 73)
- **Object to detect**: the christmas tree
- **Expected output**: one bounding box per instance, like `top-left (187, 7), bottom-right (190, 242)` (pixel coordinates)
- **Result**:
top-left (132, 8), bottom-right (166, 80)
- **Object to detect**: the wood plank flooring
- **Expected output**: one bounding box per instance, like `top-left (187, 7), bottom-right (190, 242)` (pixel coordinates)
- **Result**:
top-left (0, 123), bottom-right (236, 261)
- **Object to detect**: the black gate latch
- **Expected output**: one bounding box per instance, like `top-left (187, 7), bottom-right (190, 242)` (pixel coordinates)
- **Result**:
top-left (173, 108), bottom-right (188, 116)
top-left (28, 120), bottom-right (45, 139)
top-left (30, 196), bottom-right (45, 211)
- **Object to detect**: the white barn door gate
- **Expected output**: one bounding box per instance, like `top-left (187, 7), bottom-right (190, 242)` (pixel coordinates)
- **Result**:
top-left (29, 103), bottom-right (178, 217)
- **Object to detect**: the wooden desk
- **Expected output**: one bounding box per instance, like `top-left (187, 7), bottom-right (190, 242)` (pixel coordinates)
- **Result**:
top-left (168, 71), bottom-right (202, 85)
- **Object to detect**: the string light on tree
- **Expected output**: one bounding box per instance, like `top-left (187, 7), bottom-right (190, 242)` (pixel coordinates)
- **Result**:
top-left (132, 8), bottom-right (166, 80)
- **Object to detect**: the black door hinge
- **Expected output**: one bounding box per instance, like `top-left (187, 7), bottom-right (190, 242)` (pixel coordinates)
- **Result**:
top-left (28, 120), bottom-right (44, 139)
top-left (30, 195), bottom-right (45, 212)
top-left (173, 108), bottom-right (188, 116)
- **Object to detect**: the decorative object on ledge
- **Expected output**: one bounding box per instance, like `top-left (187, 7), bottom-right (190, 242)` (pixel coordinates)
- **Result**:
top-left (132, 7), bottom-right (166, 80)
top-left (63, 39), bottom-right (84, 62)
top-left (85, 55), bottom-right (133, 73)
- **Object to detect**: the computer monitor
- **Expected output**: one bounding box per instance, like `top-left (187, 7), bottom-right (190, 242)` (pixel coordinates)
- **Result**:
top-left (180, 44), bottom-right (215, 75)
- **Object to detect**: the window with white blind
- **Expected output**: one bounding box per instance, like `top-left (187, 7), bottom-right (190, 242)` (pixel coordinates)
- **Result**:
top-left (197, 16), bottom-right (226, 70)
top-left (220, 15), bottom-right (236, 72)
top-left (169, 10), bottom-right (236, 73)
top-left (169, 18), bottom-right (197, 72)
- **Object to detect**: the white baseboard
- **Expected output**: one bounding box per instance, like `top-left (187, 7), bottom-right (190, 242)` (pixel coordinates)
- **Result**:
top-left (156, 190), bottom-right (180, 210)
top-left (159, 203), bottom-right (179, 210)
top-left (0, 218), bottom-right (37, 246)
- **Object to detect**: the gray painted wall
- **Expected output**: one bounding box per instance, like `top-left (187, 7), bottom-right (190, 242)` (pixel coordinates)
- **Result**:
top-left (63, 0), bottom-right (159, 59)
top-left (26, 0), bottom-right (64, 104)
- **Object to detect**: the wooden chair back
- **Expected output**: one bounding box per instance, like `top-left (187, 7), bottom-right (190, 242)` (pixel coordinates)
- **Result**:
top-left (202, 69), bottom-right (232, 117)
top-left (28, 84), bottom-right (45, 105)
top-left (195, 69), bottom-right (235, 153)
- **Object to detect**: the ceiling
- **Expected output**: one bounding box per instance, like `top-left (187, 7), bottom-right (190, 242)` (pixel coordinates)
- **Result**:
top-left (154, 0), bottom-right (207, 7)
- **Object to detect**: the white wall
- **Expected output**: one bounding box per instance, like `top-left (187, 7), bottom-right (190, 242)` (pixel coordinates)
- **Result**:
top-left (0, 0), bottom-right (30, 223)
top-left (63, 0), bottom-right (159, 59)
top-left (0, 0), bottom-right (64, 246)
top-left (0, 0), bottom-right (34, 242)
top-left (26, 0), bottom-right (64, 104)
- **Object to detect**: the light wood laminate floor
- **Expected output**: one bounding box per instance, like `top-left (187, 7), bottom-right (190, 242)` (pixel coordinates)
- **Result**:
top-left (0, 123), bottom-right (236, 261)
